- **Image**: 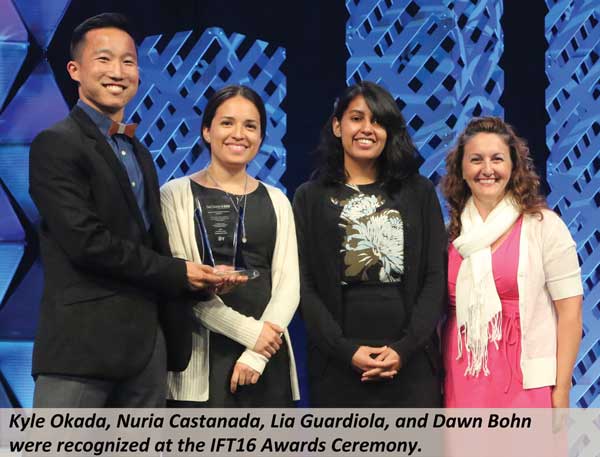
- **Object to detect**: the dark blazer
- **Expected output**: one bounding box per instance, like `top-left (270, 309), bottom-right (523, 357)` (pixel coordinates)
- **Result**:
top-left (292, 175), bottom-right (447, 378)
top-left (29, 106), bottom-right (191, 380)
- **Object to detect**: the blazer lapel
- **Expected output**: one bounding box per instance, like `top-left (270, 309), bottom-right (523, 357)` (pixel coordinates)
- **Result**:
top-left (70, 106), bottom-right (147, 232)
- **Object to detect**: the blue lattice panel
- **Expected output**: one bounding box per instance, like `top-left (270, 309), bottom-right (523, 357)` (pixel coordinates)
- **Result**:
top-left (545, 0), bottom-right (600, 408)
top-left (0, 145), bottom-right (38, 223)
top-left (126, 27), bottom-right (287, 189)
top-left (0, 59), bottom-right (70, 143)
top-left (346, 0), bottom-right (503, 181)
top-left (0, 182), bottom-right (25, 305)
top-left (12, 0), bottom-right (72, 48)
top-left (0, 341), bottom-right (34, 408)
top-left (0, 0), bottom-right (72, 407)
top-left (0, 0), bottom-right (29, 109)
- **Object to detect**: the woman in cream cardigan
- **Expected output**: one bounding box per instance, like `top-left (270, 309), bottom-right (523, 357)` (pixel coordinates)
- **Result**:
top-left (161, 85), bottom-right (299, 406)
top-left (441, 116), bottom-right (582, 407)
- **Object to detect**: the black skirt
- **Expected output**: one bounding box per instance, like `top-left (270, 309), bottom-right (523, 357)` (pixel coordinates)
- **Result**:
top-left (309, 284), bottom-right (441, 407)
top-left (207, 332), bottom-right (293, 407)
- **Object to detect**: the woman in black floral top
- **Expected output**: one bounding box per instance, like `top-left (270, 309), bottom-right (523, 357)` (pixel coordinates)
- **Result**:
top-left (293, 81), bottom-right (446, 407)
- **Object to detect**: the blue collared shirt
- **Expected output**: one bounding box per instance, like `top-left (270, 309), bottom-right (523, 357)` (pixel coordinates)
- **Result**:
top-left (77, 100), bottom-right (150, 229)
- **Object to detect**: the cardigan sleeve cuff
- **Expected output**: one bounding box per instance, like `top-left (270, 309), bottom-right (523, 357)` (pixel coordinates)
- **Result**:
top-left (237, 350), bottom-right (268, 374)
top-left (164, 257), bottom-right (189, 296)
top-left (390, 337), bottom-right (417, 363)
top-left (547, 274), bottom-right (583, 301)
top-left (337, 340), bottom-right (360, 366)
top-left (192, 303), bottom-right (263, 350)
top-left (218, 316), bottom-right (263, 350)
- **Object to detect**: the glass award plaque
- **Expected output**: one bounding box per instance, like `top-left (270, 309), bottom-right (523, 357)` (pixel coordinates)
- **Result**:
top-left (194, 196), bottom-right (260, 280)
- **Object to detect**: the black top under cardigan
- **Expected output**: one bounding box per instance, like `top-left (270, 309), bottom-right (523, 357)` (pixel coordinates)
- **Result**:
top-left (292, 174), bottom-right (447, 375)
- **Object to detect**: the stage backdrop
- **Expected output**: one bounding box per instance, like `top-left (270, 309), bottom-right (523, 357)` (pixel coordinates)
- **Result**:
top-left (0, 0), bottom-right (599, 408)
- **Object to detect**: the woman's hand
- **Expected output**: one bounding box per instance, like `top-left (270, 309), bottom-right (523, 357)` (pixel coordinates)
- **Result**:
top-left (551, 385), bottom-right (570, 408)
top-left (253, 321), bottom-right (283, 358)
top-left (230, 362), bottom-right (260, 393)
top-left (361, 347), bottom-right (401, 382)
top-left (351, 346), bottom-right (389, 373)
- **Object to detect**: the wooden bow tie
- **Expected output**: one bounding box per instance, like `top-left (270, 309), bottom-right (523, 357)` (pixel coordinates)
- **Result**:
top-left (108, 121), bottom-right (137, 138)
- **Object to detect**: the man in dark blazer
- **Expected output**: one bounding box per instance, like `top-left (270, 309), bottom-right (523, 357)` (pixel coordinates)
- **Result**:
top-left (29, 13), bottom-right (225, 407)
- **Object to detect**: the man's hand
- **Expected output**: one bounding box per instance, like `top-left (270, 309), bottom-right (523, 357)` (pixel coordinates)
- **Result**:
top-left (213, 265), bottom-right (248, 295)
top-left (185, 262), bottom-right (223, 290)
top-left (230, 362), bottom-right (260, 393)
top-left (253, 322), bottom-right (283, 358)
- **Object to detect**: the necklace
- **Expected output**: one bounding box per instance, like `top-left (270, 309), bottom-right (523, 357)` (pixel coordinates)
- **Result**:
top-left (205, 168), bottom-right (248, 243)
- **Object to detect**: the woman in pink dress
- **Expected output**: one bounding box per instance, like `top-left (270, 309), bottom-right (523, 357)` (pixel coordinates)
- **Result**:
top-left (441, 117), bottom-right (583, 407)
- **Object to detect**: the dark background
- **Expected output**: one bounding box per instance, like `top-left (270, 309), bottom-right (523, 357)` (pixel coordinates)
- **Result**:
top-left (6, 0), bottom-right (547, 195)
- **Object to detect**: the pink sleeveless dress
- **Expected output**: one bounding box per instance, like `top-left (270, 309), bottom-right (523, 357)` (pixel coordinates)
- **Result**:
top-left (443, 217), bottom-right (552, 407)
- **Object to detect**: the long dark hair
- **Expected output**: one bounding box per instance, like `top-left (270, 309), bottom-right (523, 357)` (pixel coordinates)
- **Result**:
top-left (313, 81), bottom-right (420, 191)
top-left (441, 116), bottom-right (547, 240)
top-left (201, 84), bottom-right (267, 148)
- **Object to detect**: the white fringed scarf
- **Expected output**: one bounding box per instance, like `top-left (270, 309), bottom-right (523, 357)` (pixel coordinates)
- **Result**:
top-left (453, 195), bottom-right (520, 377)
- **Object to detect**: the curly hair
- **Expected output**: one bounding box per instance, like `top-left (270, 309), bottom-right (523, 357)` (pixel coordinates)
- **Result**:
top-left (313, 81), bottom-right (420, 192)
top-left (441, 116), bottom-right (547, 240)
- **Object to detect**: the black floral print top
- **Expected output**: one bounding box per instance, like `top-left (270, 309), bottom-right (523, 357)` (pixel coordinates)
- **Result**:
top-left (332, 182), bottom-right (404, 285)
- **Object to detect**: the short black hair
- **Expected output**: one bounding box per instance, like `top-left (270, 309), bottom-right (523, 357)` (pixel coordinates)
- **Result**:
top-left (201, 85), bottom-right (267, 148)
top-left (70, 12), bottom-right (135, 59)
top-left (314, 81), bottom-right (420, 191)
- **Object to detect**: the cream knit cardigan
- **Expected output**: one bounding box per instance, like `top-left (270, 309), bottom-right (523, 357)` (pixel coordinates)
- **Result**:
top-left (512, 210), bottom-right (582, 388)
top-left (161, 176), bottom-right (300, 401)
